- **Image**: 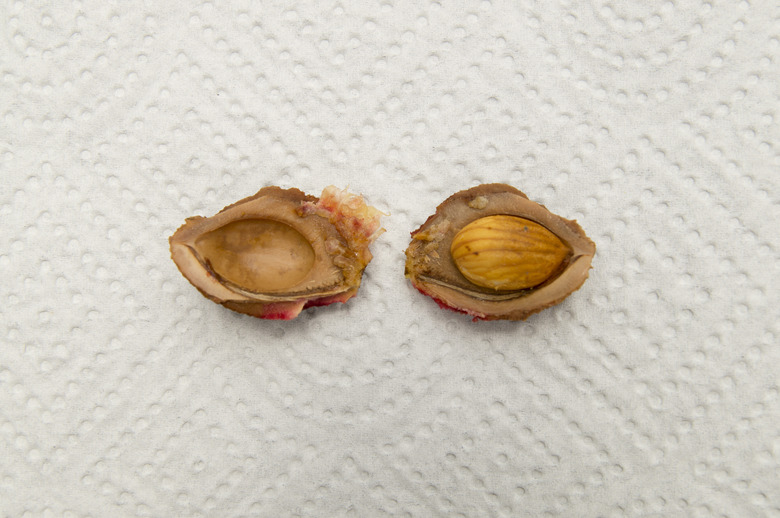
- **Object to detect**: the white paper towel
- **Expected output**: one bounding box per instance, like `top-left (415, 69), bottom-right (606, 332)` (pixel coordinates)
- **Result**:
top-left (1, 1), bottom-right (779, 516)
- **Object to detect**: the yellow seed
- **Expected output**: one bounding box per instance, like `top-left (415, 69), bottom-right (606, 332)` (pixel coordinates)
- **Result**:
top-left (450, 215), bottom-right (570, 290)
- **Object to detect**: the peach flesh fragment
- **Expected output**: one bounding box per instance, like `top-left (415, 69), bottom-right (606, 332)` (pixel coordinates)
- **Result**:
top-left (194, 219), bottom-right (315, 292)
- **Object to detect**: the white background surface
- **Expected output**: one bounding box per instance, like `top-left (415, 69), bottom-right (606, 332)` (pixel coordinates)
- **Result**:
top-left (2, 1), bottom-right (779, 517)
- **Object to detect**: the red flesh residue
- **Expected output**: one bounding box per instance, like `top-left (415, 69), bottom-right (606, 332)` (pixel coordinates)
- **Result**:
top-left (260, 292), bottom-right (355, 320)
top-left (262, 311), bottom-right (298, 320)
top-left (414, 285), bottom-right (487, 322)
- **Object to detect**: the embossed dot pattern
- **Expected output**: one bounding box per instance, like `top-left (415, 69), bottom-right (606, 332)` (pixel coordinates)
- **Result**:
top-left (1, 1), bottom-right (779, 516)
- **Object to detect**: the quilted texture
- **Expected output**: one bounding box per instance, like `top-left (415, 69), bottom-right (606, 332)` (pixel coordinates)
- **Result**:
top-left (1, 1), bottom-right (779, 516)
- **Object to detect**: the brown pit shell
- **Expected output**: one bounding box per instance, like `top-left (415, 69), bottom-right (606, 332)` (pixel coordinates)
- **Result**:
top-left (170, 186), bottom-right (384, 320)
top-left (404, 184), bottom-right (596, 321)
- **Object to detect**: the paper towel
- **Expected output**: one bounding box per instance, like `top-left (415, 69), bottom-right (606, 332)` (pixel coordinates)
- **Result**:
top-left (1, 0), bottom-right (778, 516)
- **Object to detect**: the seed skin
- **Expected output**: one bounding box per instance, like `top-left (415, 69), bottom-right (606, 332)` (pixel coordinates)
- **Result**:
top-left (451, 215), bottom-right (570, 291)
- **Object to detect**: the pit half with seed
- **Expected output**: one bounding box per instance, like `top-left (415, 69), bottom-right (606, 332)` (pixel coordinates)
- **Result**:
top-left (404, 184), bottom-right (595, 321)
